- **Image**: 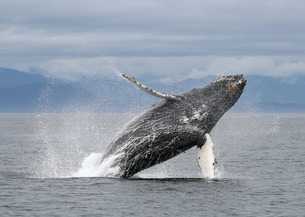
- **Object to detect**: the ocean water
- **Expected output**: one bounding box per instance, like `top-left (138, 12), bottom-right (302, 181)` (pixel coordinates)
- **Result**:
top-left (0, 113), bottom-right (304, 216)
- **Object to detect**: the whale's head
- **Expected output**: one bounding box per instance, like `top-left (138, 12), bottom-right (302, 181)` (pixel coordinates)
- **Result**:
top-left (204, 74), bottom-right (246, 115)
top-left (182, 74), bottom-right (246, 130)
top-left (213, 74), bottom-right (246, 97)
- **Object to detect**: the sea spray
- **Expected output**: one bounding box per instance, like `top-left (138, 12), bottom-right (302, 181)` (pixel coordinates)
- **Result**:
top-left (136, 163), bottom-right (170, 179)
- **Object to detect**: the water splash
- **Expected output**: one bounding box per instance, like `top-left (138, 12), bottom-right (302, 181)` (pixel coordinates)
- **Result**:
top-left (214, 164), bottom-right (225, 179)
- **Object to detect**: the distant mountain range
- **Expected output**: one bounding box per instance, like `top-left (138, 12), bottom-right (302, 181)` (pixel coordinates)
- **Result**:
top-left (0, 67), bottom-right (304, 113)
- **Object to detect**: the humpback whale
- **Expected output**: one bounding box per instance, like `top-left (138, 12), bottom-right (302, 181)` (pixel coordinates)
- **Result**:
top-left (100, 74), bottom-right (246, 178)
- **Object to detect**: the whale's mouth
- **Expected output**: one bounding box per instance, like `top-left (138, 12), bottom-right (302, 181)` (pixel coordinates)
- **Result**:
top-left (227, 76), bottom-right (247, 92)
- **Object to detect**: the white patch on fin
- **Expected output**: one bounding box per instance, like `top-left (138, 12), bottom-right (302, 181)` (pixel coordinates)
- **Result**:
top-left (196, 133), bottom-right (215, 179)
top-left (122, 74), bottom-right (182, 100)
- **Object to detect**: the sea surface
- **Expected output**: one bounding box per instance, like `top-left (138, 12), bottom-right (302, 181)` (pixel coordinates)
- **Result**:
top-left (0, 113), bottom-right (304, 216)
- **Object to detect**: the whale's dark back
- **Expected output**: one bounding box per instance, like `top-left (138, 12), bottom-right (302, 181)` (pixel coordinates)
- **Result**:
top-left (101, 75), bottom-right (246, 178)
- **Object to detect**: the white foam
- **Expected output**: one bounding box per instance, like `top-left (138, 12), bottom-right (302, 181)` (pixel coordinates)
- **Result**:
top-left (73, 153), bottom-right (121, 178)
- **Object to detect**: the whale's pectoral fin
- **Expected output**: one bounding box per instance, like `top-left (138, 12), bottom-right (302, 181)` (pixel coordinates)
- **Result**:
top-left (196, 133), bottom-right (215, 178)
top-left (122, 74), bottom-right (184, 100)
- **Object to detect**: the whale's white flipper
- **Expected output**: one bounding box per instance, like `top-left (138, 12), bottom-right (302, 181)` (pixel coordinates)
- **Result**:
top-left (122, 74), bottom-right (182, 100)
top-left (196, 133), bottom-right (215, 179)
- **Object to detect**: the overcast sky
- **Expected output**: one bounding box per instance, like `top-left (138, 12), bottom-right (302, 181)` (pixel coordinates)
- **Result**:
top-left (1, 0), bottom-right (305, 81)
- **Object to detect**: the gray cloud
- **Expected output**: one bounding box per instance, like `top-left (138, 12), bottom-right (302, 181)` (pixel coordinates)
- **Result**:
top-left (1, 0), bottom-right (305, 80)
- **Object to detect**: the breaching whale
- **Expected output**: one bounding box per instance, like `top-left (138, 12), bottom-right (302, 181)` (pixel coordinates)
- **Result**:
top-left (100, 74), bottom-right (246, 178)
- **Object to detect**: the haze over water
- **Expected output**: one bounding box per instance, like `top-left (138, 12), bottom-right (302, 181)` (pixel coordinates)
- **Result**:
top-left (0, 113), bottom-right (304, 216)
